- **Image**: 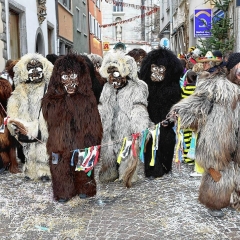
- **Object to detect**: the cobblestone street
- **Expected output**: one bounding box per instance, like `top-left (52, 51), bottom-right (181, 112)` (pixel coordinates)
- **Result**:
top-left (1, 162), bottom-right (240, 240)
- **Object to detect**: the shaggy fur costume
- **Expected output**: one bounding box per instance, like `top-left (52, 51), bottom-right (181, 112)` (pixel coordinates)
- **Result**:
top-left (170, 74), bottom-right (240, 210)
top-left (98, 52), bottom-right (150, 187)
top-left (7, 53), bottom-right (53, 180)
top-left (139, 47), bottom-right (183, 178)
top-left (42, 53), bottom-right (102, 201)
top-left (0, 78), bottom-right (18, 173)
top-left (81, 55), bottom-right (103, 103)
top-left (87, 53), bottom-right (107, 87)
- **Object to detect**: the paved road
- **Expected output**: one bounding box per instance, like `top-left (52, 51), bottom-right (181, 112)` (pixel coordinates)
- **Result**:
top-left (0, 162), bottom-right (240, 240)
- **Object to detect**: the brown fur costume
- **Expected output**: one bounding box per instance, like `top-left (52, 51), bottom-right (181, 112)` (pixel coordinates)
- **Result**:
top-left (0, 78), bottom-right (18, 173)
top-left (42, 53), bottom-right (102, 201)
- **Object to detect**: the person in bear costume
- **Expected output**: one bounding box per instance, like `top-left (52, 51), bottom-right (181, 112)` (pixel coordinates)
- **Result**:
top-left (98, 51), bottom-right (150, 187)
top-left (7, 53), bottom-right (53, 182)
top-left (0, 75), bottom-right (18, 174)
top-left (168, 53), bottom-right (240, 217)
top-left (139, 47), bottom-right (183, 179)
top-left (42, 53), bottom-right (102, 203)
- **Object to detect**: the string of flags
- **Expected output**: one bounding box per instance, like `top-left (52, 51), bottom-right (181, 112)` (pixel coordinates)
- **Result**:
top-left (0, 100), bottom-right (190, 175)
top-left (103, 0), bottom-right (158, 11)
top-left (70, 123), bottom-right (162, 174)
top-left (100, 7), bottom-right (159, 28)
top-left (103, 36), bottom-right (151, 45)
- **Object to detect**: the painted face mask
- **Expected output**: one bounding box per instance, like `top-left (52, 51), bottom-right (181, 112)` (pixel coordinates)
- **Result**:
top-left (151, 64), bottom-right (166, 82)
top-left (26, 59), bottom-right (44, 83)
top-left (108, 67), bottom-right (127, 89)
top-left (61, 72), bottom-right (79, 94)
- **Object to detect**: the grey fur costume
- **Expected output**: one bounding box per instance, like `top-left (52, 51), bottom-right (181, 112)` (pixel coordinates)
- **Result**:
top-left (170, 73), bottom-right (240, 210)
top-left (7, 53), bottom-right (53, 180)
top-left (98, 52), bottom-right (150, 187)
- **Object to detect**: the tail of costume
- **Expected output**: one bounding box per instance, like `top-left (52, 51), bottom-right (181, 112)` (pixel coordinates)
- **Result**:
top-left (119, 140), bottom-right (139, 188)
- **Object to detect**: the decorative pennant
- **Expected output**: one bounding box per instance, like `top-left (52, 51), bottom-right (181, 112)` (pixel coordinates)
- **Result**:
top-left (117, 137), bottom-right (127, 164)
top-left (131, 133), bottom-right (140, 158)
top-left (149, 127), bottom-right (157, 166)
top-left (139, 129), bottom-right (148, 163)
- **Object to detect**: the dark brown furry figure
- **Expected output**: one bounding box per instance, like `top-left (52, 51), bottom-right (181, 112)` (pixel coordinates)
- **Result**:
top-left (42, 53), bottom-right (102, 202)
top-left (0, 78), bottom-right (18, 173)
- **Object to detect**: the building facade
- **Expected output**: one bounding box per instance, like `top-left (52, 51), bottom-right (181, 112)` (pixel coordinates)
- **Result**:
top-left (4, 0), bottom-right (57, 65)
top-left (72, 0), bottom-right (89, 54)
top-left (101, 0), bottom-right (159, 55)
top-left (159, 0), bottom-right (240, 54)
top-left (88, 0), bottom-right (102, 56)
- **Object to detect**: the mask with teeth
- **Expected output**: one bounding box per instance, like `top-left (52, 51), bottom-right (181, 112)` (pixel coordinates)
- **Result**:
top-left (27, 59), bottom-right (44, 83)
top-left (107, 66), bottom-right (127, 89)
top-left (61, 72), bottom-right (79, 94)
top-left (151, 64), bottom-right (166, 82)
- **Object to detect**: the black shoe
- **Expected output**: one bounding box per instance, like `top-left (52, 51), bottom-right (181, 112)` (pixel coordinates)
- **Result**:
top-left (0, 167), bottom-right (5, 174)
top-left (24, 176), bottom-right (31, 181)
top-left (208, 209), bottom-right (225, 217)
top-left (58, 198), bottom-right (69, 203)
top-left (40, 176), bottom-right (50, 182)
top-left (148, 176), bottom-right (155, 180)
top-left (79, 194), bottom-right (88, 199)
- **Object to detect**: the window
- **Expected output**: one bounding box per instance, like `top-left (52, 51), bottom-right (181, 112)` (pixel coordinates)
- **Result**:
top-left (62, 0), bottom-right (71, 10)
top-left (113, 0), bottom-right (123, 12)
top-left (96, 0), bottom-right (100, 8)
top-left (76, 7), bottom-right (81, 32)
top-left (94, 19), bottom-right (97, 36)
top-left (89, 14), bottom-right (92, 33)
top-left (91, 15), bottom-right (95, 34)
top-left (83, 13), bottom-right (87, 35)
top-left (97, 23), bottom-right (101, 40)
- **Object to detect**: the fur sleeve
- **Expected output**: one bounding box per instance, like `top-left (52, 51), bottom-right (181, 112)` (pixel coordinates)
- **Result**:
top-left (130, 80), bottom-right (150, 133)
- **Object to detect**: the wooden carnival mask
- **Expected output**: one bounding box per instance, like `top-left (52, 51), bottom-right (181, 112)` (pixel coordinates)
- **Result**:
top-left (26, 59), bottom-right (44, 83)
top-left (61, 72), bottom-right (79, 94)
top-left (151, 64), bottom-right (166, 82)
top-left (107, 66), bottom-right (127, 89)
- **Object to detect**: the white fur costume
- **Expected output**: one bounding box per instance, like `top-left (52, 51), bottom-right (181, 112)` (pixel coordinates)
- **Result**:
top-left (98, 52), bottom-right (150, 187)
top-left (7, 53), bottom-right (53, 180)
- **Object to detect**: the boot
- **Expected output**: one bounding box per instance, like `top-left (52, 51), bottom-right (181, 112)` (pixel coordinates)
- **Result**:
top-left (208, 209), bottom-right (225, 218)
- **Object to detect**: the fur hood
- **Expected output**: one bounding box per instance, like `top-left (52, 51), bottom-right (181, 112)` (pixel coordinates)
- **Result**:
top-left (139, 47), bottom-right (183, 86)
top-left (99, 52), bottom-right (138, 80)
top-left (13, 53), bottom-right (53, 86)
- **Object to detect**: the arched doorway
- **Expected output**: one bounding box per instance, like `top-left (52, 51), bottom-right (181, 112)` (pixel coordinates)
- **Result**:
top-left (35, 28), bottom-right (45, 55)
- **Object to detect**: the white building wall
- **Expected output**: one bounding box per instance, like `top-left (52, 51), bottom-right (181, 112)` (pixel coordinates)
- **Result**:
top-left (101, 0), bottom-right (156, 54)
top-left (6, 0), bottom-right (57, 58)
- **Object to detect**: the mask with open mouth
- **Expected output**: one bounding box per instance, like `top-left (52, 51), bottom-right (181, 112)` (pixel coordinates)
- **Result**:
top-left (108, 67), bottom-right (127, 89)
top-left (61, 72), bottom-right (79, 94)
top-left (27, 59), bottom-right (44, 83)
top-left (151, 64), bottom-right (166, 82)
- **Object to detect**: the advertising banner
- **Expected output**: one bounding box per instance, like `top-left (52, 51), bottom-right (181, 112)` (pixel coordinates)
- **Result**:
top-left (194, 9), bottom-right (212, 37)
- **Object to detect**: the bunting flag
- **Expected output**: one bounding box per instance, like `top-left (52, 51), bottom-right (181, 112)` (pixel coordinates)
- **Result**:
top-left (74, 146), bottom-right (101, 173)
top-left (139, 129), bottom-right (148, 163)
top-left (173, 117), bottom-right (184, 164)
top-left (103, 0), bottom-right (158, 11)
top-left (100, 7), bottom-right (159, 28)
top-left (117, 137), bottom-right (127, 164)
top-left (131, 133), bottom-right (140, 157)
top-left (103, 36), bottom-right (151, 45)
top-left (120, 140), bottom-right (133, 159)
top-left (0, 117), bottom-right (10, 134)
top-left (149, 128), bottom-right (156, 166)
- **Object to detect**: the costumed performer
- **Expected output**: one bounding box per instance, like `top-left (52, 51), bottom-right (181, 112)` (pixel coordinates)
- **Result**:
top-left (0, 74), bottom-right (18, 174)
top-left (139, 47), bottom-right (183, 179)
top-left (98, 51), bottom-right (150, 187)
top-left (42, 53), bottom-right (102, 203)
top-left (168, 52), bottom-right (240, 217)
top-left (7, 53), bottom-right (53, 182)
